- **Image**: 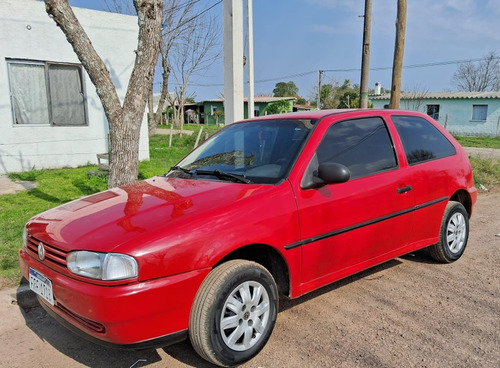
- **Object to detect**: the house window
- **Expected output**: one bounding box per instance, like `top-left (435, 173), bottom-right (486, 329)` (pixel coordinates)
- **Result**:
top-left (7, 59), bottom-right (87, 126)
top-left (210, 105), bottom-right (218, 115)
top-left (426, 104), bottom-right (440, 120)
top-left (472, 104), bottom-right (488, 121)
top-left (254, 106), bottom-right (260, 117)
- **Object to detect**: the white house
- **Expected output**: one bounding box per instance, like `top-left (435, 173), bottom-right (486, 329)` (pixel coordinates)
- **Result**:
top-left (370, 92), bottom-right (500, 137)
top-left (0, 0), bottom-right (149, 174)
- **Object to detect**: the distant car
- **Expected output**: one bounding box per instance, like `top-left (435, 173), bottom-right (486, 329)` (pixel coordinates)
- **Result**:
top-left (19, 109), bottom-right (476, 366)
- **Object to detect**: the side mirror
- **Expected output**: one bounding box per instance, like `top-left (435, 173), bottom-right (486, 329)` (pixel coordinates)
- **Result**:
top-left (301, 162), bottom-right (350, 189)
top-left (317, 162), bottom-right (350, 184)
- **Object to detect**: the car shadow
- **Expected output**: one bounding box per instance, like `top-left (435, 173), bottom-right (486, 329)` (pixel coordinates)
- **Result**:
top-left (278, 258), bottom-right (403, 312)
top-left (399, 248), bottom-right (439, 264)
top-left (16, 287), bottom-right (163, 368)
top-left (161, 341), bottom-right (218, 367)
top-left (15, 250), bottom-right (437, 368)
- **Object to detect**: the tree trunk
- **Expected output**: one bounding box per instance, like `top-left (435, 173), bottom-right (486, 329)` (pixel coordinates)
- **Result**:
top-left (389, 0), bottom-right (407, 109)
top-left (147, 84), bottom-right (155, 135)
top-left (45, 0), bottom-right (162, 188)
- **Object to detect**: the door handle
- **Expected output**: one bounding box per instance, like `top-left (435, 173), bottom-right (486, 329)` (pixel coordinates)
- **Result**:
top-left (397, 185), bottom-right (412, 194)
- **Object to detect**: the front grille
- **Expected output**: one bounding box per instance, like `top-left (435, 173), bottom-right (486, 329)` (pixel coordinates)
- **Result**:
top-left (26, 235), bottom-right (68, 271)
top-left (57, 303), bottom-right (106, 334)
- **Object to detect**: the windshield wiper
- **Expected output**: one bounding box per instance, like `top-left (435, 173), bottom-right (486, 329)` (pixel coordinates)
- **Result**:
top-left (169, 166), bottom-right (193, 176)
top-left (195, 169), bottom-right (252, 184)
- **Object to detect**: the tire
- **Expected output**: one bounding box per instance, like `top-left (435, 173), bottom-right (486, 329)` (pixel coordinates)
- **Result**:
top-left (429, 201), bottom-right (469, 263)
top-left (189, 260), bottom-right (278, 367)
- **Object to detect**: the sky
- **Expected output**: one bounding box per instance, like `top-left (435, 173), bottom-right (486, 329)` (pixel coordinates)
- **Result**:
top-left (67, 0), bottom-right (500, 101)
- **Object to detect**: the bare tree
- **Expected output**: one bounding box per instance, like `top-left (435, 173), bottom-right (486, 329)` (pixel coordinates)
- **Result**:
top-left (103, 0), bottom-right (134, 14)
top-left (104, 1), bottom-right (221, 136)
top-left (45, 0), bottom-right (162, 188)
top-left (452, 51), bottom-right (500, 92)
top-left (166, 5), bottom-right (220, 133)
top-left (146, 0), bottom-right (194, 136)
top-left (401, 83), bottom-right (429, 111)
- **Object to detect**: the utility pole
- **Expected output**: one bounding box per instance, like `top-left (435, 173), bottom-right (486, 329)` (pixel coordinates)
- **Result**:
top-left (223, 0), bottom-right (244, 124)
top-left (389, 0), bottom-right (407, 109)
top-left (360, 0), bottom-right (372, 109)
top-left (246, 0), bottom-right (254, 119)
top-left (317, 70), bottom-right (323, 109)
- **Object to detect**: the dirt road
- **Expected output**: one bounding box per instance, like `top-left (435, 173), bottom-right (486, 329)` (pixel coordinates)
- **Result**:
top-left (1, 191), bottom-right (499, 368)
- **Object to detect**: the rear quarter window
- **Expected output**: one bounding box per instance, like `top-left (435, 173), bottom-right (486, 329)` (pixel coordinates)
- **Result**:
top-left (391, 115), bottom-right (456, 165)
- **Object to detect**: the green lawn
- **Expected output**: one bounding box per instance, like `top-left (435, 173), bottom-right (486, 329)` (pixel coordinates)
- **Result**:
top-left (0, 131), bottom-right (498, 288)
top-left (455, 136), bottom-right (500, 149)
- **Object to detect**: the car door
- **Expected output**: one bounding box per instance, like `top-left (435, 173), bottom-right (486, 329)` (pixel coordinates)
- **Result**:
top-left (292, 115), bottom-right (414, 292)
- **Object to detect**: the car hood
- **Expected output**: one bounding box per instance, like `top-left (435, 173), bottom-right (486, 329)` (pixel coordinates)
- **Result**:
top-left (27, 177), bottom-right (271, 253)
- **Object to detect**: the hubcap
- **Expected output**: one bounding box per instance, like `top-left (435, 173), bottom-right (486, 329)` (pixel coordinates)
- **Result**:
top-left (446, 212), bottom-right (466, 254)
top-left (220, 280), bottom-right (270, 351)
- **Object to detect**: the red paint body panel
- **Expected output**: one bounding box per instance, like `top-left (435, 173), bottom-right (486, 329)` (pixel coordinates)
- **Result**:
top-left (20, 248), bottom-right (209, 344)
top-left (19, 109), bottom-right (476, 347)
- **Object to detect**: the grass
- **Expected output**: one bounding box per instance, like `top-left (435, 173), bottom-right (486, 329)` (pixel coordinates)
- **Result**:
top-left (455, 136), bottom-right (500, 149)
top-left (469, 156), bottom-right (500, 189)
top-left (0, 130), bottom-right (498, 289)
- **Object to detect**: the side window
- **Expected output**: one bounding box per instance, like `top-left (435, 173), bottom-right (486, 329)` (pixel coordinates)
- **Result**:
top-left (392, 115), bottom-right (456, 165)
top-left (316, 117), bottom-right (397, 179)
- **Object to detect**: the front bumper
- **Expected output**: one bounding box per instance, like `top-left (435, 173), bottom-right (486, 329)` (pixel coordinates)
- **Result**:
top-left (19, 248), bottom-right (209, 347)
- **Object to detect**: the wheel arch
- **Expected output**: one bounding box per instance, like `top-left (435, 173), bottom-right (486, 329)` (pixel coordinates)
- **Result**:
top-left (450, 189), bottom-right (472, 217)
top-left (216, 244), bottom-right (291, 297)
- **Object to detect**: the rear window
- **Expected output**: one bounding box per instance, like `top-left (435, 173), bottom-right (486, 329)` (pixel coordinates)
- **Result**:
top-left (391, 115), bottom-right (456, 165)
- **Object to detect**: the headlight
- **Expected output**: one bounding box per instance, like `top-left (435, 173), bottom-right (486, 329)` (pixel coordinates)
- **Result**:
top-left (67, 251), bottom-right (138, 281)
top-left (22, 227), bottom-right (28, 248)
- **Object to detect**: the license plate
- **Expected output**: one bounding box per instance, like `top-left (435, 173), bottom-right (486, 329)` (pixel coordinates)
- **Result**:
top-left (29, 268), bottom-right (54, 306)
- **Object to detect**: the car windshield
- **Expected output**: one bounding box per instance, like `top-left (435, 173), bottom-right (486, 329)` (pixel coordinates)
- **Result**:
top-left (167, 119), bottom-right (315, 184)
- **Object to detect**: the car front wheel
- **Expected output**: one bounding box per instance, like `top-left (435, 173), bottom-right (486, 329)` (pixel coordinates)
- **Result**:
top-left (429, 201), bottom-right (469, 263)
top-left (189, 260), bottom-right (278, 367)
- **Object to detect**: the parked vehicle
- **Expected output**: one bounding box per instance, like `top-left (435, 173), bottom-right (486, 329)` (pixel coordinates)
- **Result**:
top-left (19, 109), bottom-right (476, 366)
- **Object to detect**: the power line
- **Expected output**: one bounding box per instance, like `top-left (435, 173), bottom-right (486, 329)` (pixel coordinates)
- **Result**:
top-left (323, 57), bottom-right (499, 73)
top-left (156, 57), bottom-right (498, 89)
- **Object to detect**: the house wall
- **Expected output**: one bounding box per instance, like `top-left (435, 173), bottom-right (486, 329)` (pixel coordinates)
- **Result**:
top-left (203, 101), bottom-right (225, 125)
top-left (0, 0), bottom-right (149, 174)
top-left (371, 97), bottom-right (500, 137)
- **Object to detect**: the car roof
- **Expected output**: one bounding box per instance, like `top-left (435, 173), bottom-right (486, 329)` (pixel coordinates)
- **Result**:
top-left (242, 109), bottom-right (427, 122)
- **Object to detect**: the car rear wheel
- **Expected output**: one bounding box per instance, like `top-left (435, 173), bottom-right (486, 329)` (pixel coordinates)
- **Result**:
top-left (189, 260), bottom-right (278, 367)
top-left (429, 201), bottom-right (469, 263)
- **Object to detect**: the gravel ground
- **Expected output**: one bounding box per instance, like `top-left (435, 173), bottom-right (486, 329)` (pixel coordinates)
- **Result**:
top-left (0, 190), bottom-right (499, 368)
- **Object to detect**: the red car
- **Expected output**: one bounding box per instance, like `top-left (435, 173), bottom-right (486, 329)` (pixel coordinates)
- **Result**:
top-left (19, 109), bottom-right (476, 366)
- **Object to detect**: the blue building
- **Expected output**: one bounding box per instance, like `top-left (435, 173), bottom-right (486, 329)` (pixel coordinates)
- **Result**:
top-left (370, 92), bottom-right (500, 137)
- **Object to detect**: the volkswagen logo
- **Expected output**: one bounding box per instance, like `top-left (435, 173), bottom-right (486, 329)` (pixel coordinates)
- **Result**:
top-left (38, 242), bottom-right (45, 261)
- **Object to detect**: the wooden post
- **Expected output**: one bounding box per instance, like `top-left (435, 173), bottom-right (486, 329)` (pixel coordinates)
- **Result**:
top-left (389, 0), bottom-right (407, 109)
top-left (317, 70), bottom-right (323, 109)
top-left (194, 127), bottom-right (204, 148)
top-left (360, 0), bottom-right (372, 109)
top-left (169, 123), bottom-right (173, 147)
